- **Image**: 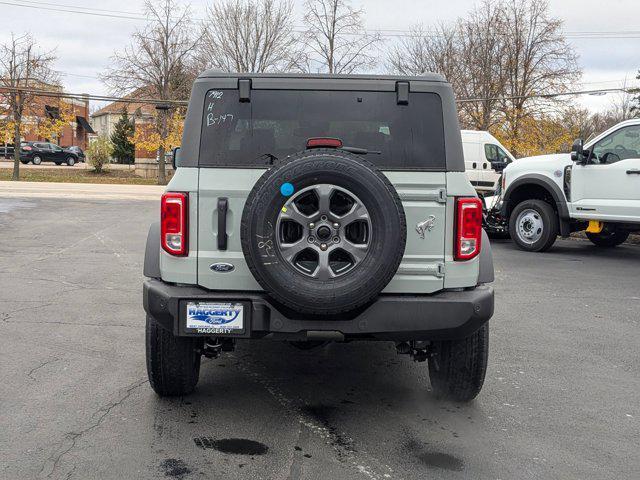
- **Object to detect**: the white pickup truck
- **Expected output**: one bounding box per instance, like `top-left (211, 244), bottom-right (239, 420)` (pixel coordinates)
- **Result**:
top-left (492, 119), bottom-right (640, 252)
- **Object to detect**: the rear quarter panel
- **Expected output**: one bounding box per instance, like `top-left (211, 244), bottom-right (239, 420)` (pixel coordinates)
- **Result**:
top-left (443, 172), bottom-right (480, 288)
top-left (159, 167), bottom-right (199, 284)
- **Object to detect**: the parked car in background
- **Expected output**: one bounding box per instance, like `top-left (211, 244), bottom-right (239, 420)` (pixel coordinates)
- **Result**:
top-left (462, 130), bottom-right (515, 193)
top-left (66, 146), bottom-right (86, 162)
top-left (20, 142), bottom-right (79, 166)
top-left (490, 119), bottom-right (640, 251)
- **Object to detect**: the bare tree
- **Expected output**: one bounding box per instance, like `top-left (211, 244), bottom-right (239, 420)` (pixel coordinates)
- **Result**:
top-left (300, 0), bottom-right (381, 74)
top-left (386, 23), bottom-right (460, 80)
top-left (104, 0), bottom-right (200, 184)
top-left (605, 77), bottom-right (639, 122)
top-left (632, 69), bottom-right (640, 115)
top-left (575, 84), bottom-right (640, 142)
top-left (455, 1), bottom-right (508, 130)
top-left (500, 0), bottom-right (579, 156)
top-left (0, 33), bottom-right (57, 181)
top-left (386, 2), bottom-right (509, 131)
top-left (385, 0), bottom-right (578, 143)
top-left (197, 0), bottom-right (301, 73)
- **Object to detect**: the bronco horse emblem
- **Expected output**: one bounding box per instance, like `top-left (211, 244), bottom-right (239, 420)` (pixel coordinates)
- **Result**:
top-left (416, 215), bottom-right (436, 239)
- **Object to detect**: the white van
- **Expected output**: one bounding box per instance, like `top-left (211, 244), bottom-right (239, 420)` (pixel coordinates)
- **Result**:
top-left (461, 130), bottom-right (515, 192)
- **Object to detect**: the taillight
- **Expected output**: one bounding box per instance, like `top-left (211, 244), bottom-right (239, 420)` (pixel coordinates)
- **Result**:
top-left (455, 197), bottom-right (482, 261)
top-left (161, 192), bottom-right (188, 256)
top-left (306, 137), bottom-right (343, 149)
top-left (22, 146), bottom-right (32, 151)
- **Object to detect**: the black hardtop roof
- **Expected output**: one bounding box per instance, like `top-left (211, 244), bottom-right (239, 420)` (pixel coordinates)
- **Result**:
top-left (196, 70), bottom-right (447, 83)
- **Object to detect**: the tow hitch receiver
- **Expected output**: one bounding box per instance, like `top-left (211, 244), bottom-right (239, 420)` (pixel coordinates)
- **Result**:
top-left (396, 341), bottom-right (432, 362)
top-left (202, 338), bottom-right (235, 358)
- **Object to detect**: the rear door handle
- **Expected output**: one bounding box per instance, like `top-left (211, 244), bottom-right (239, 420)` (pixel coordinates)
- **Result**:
top-left (627, 169), bottom-right (640, 175)
top-left (217, 197), bottom-right (228, 250)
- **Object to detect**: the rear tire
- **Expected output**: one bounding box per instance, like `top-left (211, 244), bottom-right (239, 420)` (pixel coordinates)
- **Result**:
top-left (509, 199), bottom-right (558, 252)
top-left (428, 324), bottom-right (489, 402)
top-left (32, 155), bottom-right (42, 165)
top-left (146, 316), bottom-right (202, 397)
top-left (586, 227), bottom-right (629, 247)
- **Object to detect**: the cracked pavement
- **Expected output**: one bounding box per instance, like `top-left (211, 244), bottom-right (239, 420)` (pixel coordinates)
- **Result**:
top-left (0, 193), bottom-right (638, 480)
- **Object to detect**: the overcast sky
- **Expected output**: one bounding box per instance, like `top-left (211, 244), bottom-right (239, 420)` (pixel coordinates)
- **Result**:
top-left (1, 0), bottom-right (638, 112)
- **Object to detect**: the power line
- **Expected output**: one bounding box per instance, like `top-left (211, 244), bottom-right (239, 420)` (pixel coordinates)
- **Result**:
top-left (456, 87), bottom-right (635, 103)
top-left (1, 85), bottom-right (635, 108)
top-left (55, 70), bottom-right (101, 80)
top-left (0, 0), bottom-right (148, 21)
top-left (0, 85), bottom-right (188, 107)
top-left (4, 0), bottom-right (640, 40)
top-left (47, 69), bottom-right (640, 91)
top-left (11, 0), bottom-right (143, 17)
top-left (18, 0), bottom-right (638, 39)
top-left (51, 69), bottom-right (637, 87)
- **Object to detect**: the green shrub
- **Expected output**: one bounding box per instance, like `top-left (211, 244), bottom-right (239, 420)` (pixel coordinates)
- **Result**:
top-left (87, 136), bottom-right (114, 173)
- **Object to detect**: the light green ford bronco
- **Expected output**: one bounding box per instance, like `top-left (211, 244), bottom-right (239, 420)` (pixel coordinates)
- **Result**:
top-left (143, 72), bottom-right (495, 401)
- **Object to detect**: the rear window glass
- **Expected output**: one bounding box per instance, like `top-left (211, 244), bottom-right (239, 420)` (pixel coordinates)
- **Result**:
top-left (199, 89), bottom-right (445, 170)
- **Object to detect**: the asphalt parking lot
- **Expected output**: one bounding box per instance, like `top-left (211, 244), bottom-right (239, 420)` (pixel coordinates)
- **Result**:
top-left (1, 193), bottom-right (638, 480)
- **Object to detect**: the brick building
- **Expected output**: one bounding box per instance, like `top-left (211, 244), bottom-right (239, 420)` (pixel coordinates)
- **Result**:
top-left (23, 96), bottom-right (94, 149)
top-left (0, 89), bottom-right (94, 150)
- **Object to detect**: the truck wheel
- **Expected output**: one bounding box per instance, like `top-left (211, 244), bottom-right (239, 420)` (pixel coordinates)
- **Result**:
top-left (509, 199), bottom-right (558, 252)
top-left (428, 324), bottom-right (489, 402)
top-left (586, 227), bottom-right (629, 247)
top-left (146, 316), bottom-right (202, 396)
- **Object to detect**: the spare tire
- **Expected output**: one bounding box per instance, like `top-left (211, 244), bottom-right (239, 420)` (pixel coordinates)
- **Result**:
top-left (241, 149), bottom-right (406, 315)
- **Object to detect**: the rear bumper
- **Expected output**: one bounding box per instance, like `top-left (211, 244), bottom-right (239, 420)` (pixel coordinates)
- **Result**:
top-left (144, 279), bottom-right (494, 341)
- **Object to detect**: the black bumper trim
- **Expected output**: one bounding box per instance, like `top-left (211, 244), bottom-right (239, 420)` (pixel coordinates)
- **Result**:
top-left (143, 279), bottom-right (494, 341)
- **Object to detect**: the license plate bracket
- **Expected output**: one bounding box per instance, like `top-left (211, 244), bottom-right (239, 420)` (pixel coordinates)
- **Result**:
top-left (180, 300), bottom-right (250, 337)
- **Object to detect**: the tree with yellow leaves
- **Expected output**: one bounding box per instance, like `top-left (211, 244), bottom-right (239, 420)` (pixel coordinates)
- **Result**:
top-left (0, 33), bottom-right (58, 180)
top-left (33, 100), bottom-right (76, 144)
top-left (0, 117), bottom-right (16, 144)
top-left (491, 112), bottom-right (578, 158)
top-left (132, 109), bottom-right (184, 173)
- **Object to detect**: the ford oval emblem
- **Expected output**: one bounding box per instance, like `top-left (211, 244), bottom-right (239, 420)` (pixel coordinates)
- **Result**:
top-left (210, 263), bottom-right (235, 273)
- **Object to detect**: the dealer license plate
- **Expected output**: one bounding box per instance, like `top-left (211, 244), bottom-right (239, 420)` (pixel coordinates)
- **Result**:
top-left (186, 302), bottom-right (244, 334)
